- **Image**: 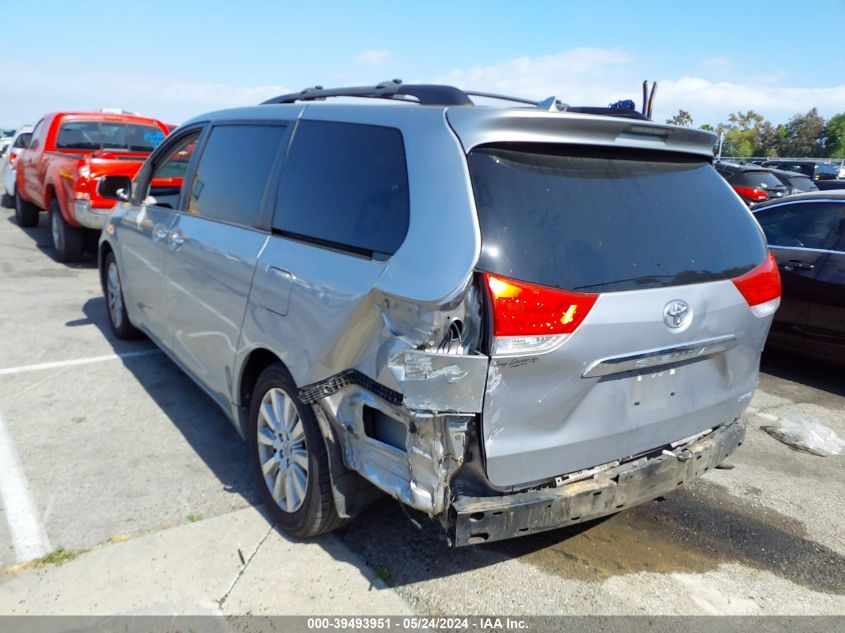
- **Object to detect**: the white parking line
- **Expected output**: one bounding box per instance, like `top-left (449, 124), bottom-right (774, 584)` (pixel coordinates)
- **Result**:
top-left (0, 350), bottom-right (160, 376)
top-left (0, 408), bottom-right (51, 561)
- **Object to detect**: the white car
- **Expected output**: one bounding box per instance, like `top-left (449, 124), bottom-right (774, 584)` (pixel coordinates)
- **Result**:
top-left (1, 125), bottom-right (33, 208)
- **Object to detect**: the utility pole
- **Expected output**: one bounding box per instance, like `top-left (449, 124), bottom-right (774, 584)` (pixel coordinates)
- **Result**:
top-left (717, 131), bottom-right (724, 162)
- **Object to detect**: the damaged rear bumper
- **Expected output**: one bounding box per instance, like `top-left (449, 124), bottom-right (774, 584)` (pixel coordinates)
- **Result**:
top-left (450, 419), bottom-right (745, 546)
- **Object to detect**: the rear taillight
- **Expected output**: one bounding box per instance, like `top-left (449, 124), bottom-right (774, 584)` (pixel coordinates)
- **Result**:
top-left (484, 273), bottom-right (598, 355)
top-left (8, 152), bottom-right (17, 167)
top-left (732, 186), bottom-right (768, 202)
top-left (732, 253), bottom-right (781, 317)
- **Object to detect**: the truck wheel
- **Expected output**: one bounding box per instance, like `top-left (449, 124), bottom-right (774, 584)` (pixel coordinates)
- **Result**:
top-left (49, 200), bottom-right (84, 262)
top-left (14, 193), bottom-right (40, 227)
top-left (249, 363), bottom-right (344, 538)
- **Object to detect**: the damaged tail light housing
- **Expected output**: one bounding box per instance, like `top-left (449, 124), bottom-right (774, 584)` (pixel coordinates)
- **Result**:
top-left (484, 273), bottom-right (598, 356)
top-left (732, 253), bottom-right (781, 318)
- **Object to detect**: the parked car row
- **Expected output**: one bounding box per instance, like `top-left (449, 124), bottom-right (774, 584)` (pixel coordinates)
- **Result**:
top-left (4, 82), bottom-right (841, 547)
top-left (1, 110), bottom-right (171, 261)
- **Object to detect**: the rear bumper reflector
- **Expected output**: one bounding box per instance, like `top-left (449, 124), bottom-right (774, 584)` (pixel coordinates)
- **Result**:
top-left (580, 334), bottom-right (738, 379)
top-left (450, 419), bottom-right (745, 546)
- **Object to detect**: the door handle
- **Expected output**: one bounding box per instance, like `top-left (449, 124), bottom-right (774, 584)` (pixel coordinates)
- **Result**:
top-left (152, 224), bottom-right (169, 243)
top-left (779, 260), bottom-right (814, 272)
top-left (167, 229), bottom-right (185, 250)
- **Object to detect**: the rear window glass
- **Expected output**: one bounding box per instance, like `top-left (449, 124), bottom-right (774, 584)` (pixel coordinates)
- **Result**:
top-left (732, 170), bottom-right (784, 190)
top-left (56, 121), bottom-right (165, 152)
top-left (788, 176), bottom-right (818, 192)
top-left (468, 145), bottom-right (767, 292)
top-left (272, 120), bottom-right (409, 257)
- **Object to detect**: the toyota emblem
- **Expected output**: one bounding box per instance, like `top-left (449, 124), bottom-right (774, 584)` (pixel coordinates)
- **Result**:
top-left (664, 300), bottom-right (692, 330)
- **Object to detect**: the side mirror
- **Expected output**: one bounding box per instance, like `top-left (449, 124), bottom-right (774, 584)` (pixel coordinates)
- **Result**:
top-left (97, 175), bottom-right (132, 201)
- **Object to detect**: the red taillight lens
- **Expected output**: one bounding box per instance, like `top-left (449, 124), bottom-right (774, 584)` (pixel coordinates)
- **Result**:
top-left (732, 185), bottom-right (768, 202)
top-left (732, 253), bottom-right (781, 317)
top-left (484, 273), bottom-right (598, 354)
top-left (8, 152), bottom-right (17, 167)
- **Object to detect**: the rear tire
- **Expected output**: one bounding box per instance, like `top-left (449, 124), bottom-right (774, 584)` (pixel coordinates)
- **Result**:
top-left (104, 252), bottom-right (141, 340)
top-left (49, 199), bottom-right (84, 262)
top-left (248, 363), bottom-right (344, 537)
top-left (14, 192), bottom-right (39, 227)
top-left (1, 192), bottom-right (14, 209)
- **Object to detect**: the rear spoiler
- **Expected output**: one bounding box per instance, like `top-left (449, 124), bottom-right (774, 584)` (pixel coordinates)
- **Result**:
top-left (445, 107), bottom-right (716, 158)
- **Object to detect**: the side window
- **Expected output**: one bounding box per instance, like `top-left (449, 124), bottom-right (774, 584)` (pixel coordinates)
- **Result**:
top-left (13, 133), bottom-right (32, 149)
top-left (756, 202), bottom-right (844, 250)
top-left (146, 131), bottom-right (201, 210)
top-left (272, 120), bottom-right (410, 257)
top-left (28, 120), bottom-right (45, 150)
top-left (187, 124), bottom-right (286, 227)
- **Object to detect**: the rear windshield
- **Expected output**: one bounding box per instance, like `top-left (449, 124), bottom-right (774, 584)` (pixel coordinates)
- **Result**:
top-left (56, 121), bottom-right (165, 152)
top-left (788, 175), bottom-right (819, 192)
top-left (468, 145), bottom-right (767, 293)
top-left (732, 170), bottom-right (785, 190)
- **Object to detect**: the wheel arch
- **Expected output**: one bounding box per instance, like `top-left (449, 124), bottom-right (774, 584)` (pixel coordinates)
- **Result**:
top-left (237, 348), bottom-right (288, 411)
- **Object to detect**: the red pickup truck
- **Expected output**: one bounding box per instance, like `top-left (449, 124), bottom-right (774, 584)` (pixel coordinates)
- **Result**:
top-left (15, 111), bottom-right (170, 262)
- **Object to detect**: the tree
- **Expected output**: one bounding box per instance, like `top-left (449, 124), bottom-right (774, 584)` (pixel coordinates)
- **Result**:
top-left (666, 109), bottom-right (693, 127)
top-left (715, 110), bottom-right (775, 158)
top-left (778, 108), bottom-right (826, 157)
top-left (699, 123), bottom-right (715, 132)
top-left (823, 113), bottom-right (845, 157)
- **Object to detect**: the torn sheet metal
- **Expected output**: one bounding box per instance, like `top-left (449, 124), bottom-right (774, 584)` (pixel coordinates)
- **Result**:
top-left (390, 349), bottom-right (489, 413)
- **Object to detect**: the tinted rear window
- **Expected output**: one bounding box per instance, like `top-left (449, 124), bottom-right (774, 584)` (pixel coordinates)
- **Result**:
top-left (788, 176), bottom-right (818, 192)
top-left (272, 120), bottom-right (409, 257)
top-left (732, 170), bottom-right (785, 190)
top-left (469, 145), bottom-right (767, 292)
top-left (56, 121), bottom-right (165, 152)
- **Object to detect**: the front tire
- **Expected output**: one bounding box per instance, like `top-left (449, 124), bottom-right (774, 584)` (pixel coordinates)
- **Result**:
top-left (249, 363), bottom-right (343, 537)
top-left (14, 192), bottom-right (39, 227)
top-left (104, 252), bottom-right (140, 340)
top-left (50, 200), bottom-right (84, 262)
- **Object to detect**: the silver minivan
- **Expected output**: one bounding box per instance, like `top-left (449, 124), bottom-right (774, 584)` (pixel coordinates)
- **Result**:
top-left (97, 82), bottom-right (780, 546)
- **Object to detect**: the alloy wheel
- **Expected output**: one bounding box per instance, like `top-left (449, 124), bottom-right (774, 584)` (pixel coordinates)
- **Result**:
top-left (256, 387), bottom-right (309, 513)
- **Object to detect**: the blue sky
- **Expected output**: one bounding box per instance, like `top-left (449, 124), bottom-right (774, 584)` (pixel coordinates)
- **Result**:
top-left (3, 0), bottom-right (844, 127)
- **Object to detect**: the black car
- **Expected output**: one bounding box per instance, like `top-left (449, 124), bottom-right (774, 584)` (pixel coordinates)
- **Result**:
top-left (715, 162), bottom-right (788, 206)
top-left (762, 160), bottom-right (838, 182)
top-left (753, 191), bottom-right (845, 362)
top-left (769, 168), bottom-right (819, 195)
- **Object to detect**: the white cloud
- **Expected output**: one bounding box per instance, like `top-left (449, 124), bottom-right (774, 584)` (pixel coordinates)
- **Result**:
top-left (0, 59), bottom-right (290, 126)
top-left (433, 48), bottom-right (845, 124)
top-left (353, 49), bottom-right (391, 65)
top-left (656, 77), bottom-right (845, 123)
top-left (435, 47), bottom-right (634, 105)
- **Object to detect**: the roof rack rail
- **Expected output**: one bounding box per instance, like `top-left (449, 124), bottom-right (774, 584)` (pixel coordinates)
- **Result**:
top-left (261, 80), bottom-right (651, 121)
top-left (261, 79), bottom-right (473, 106)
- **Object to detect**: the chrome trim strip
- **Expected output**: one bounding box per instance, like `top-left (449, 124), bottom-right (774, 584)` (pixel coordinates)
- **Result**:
top-left (582, 335), bottom-right (738, 379)
top-left (770, 245), bottom-right (843, 256)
